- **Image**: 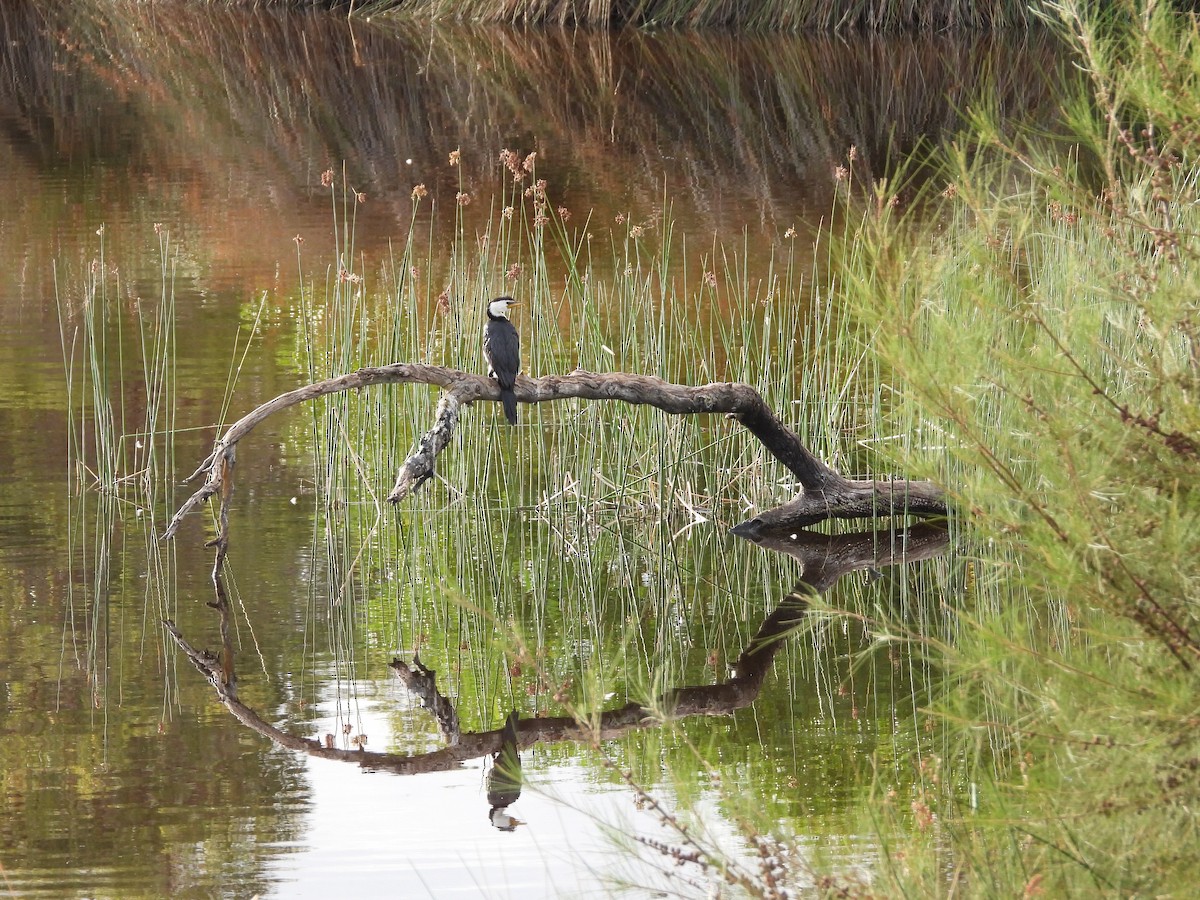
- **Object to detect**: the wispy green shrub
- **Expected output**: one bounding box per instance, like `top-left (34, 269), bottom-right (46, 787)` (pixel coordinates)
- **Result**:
top-left (825, 0), bottom-right (1200, 894)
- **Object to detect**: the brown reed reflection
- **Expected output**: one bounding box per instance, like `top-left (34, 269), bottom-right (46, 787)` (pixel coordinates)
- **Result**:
top-left (5, 4), bottom-right (1068, 246)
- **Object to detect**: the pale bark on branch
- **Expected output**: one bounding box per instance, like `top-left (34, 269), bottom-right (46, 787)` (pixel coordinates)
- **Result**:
top-left (161, 363), bottom-right (947, 545)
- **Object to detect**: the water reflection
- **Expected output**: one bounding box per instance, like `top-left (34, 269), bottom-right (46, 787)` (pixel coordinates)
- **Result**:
top-left (1, 4), bottom-right (1067, 304)
top-left (167, 520), bottom-right (948, 837)
top-left (730, 519), bottom-right (951, 594)
top-left (487, 710), bottom-right (524, 830)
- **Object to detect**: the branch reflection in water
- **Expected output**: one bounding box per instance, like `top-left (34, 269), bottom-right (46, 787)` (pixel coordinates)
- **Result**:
top-left (164, 520), bottom-right (948, 830)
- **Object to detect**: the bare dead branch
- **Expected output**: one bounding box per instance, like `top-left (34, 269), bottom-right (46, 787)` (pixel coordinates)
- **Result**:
top-left (161, 364), bottom-right (463, 541)
top-left (162, 363), bottom-right (948, 545)
top-left (389, 654), bottom-right (461, 745)
top-left (389, 393), bottom-right (462, 500)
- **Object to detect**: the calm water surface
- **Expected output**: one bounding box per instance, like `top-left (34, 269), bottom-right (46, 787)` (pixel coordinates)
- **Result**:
top-left (0, 5), bottom-right (1063, 897)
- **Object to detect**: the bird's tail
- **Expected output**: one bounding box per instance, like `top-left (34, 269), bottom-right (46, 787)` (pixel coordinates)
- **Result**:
top-left (501, 388), bottom-right (518, 425)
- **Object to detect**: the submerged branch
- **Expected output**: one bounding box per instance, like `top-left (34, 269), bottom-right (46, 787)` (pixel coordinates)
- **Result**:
top-left (163, 363), bottom-right (947, 545)
top-left (731, 521), bottom-right (951, 593)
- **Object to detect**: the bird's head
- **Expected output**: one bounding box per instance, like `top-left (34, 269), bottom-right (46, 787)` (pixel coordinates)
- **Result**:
top-left (488, 296), bottom-right (520, 319)
top-left (489, 807), bottom-right (525, 831)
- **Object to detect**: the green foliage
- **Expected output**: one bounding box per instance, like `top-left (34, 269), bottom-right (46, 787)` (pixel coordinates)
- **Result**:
top-left (830, 1), bottom-right (1200, 894)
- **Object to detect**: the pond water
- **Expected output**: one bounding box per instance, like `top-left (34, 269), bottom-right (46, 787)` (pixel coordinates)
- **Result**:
top-left (0, 5), bottom-right (1065, 897)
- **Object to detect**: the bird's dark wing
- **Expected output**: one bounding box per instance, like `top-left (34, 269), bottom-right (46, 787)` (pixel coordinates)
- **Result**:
top-left (487, 710), bottom-right (522, 808)
top-left (484, 320), bottom-right (521, 390)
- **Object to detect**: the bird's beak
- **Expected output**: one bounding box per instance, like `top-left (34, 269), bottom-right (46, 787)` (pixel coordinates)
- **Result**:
top-left (508, 300), bottom-right (521, 306)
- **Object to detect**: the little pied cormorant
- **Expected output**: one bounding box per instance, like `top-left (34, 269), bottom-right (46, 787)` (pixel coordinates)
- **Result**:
top-left (487, 709), bottom-right (523, 830)
top-left (484, 296), bottom-right (521, 425)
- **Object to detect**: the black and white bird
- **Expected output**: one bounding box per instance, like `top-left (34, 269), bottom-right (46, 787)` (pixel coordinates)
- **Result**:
top-left (483, 296), bottom-right (521, 425)
top-left (487, 710), bottom-right (523, 830)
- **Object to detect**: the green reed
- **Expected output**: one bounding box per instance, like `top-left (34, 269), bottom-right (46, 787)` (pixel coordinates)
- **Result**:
top-left (57, 224), bottom-right (183, 714)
